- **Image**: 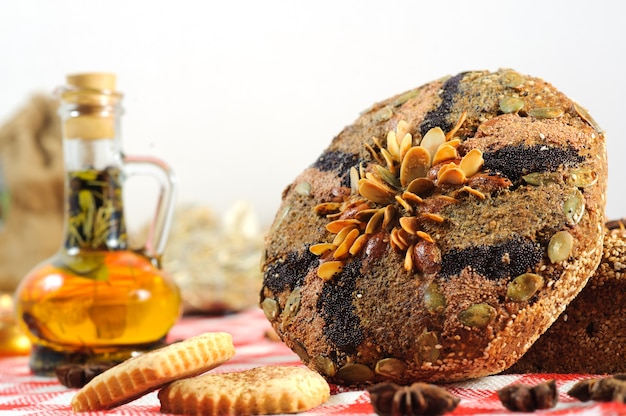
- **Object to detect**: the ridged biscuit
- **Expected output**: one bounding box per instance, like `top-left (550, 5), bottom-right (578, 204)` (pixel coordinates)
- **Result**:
top-left (158, 365), bottom-right (330, 415)
top-left (261, 69), bottom-right (607, 384)
top-left (509, 224), bottom-right (626, 374)
top-left (71, 332), bottom-right (235, 412)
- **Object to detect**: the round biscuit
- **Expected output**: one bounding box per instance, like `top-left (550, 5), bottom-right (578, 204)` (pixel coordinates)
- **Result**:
top-left (158, 365), bottom-right (330, 415)
top-left (71, 331), bottom-right (235, 412)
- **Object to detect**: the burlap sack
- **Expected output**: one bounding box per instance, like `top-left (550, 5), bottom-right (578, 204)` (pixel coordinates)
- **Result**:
top-left (0, 95), bottom-right (64, 291)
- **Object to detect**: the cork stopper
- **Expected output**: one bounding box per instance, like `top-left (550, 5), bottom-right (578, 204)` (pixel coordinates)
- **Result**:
top-left (62, 72), bottom-right (121, 140)
top-left (66, 73), bottom-right (117, 92)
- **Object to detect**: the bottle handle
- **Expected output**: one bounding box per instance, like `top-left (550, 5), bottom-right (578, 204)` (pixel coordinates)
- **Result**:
top-left (122, 156), bottom-right (177, 261)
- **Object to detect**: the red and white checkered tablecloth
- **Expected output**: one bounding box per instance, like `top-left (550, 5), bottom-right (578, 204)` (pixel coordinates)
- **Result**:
top-left (1, 308), bottom-right (625, 415)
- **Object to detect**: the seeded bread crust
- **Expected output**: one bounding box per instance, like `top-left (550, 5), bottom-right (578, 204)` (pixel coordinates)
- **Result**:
top-left (508, 225), bottom-right (626, 374)
top-left (261, 69), bottom-right (607, 385)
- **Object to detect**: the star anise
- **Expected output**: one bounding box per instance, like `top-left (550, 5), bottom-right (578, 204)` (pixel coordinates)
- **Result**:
top-left (55, 361), bottom-right (117, 388)
top-left (497, 379), bottom-right (558, 412)
top-left (568, 374), bottom-right (626, 403)
top-left (367, 382), bottom-right (460, 416)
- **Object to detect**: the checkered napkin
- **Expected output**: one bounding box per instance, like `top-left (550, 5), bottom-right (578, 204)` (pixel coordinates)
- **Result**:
top-left (0, 309), bottom-right (624, 415)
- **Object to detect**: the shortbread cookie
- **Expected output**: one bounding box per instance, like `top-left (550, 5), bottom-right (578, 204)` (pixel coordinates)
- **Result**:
top-left (71, 332), bottom-right (235, 412)
top-left (509, 225), bottom-right (626, 374)
top-left (261, 69), bottom-right (607, 384)
top-left (158, 365), bottom-right (330, 415)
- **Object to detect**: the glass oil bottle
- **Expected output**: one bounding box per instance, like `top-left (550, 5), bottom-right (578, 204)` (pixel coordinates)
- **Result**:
top-left (14, 73), bottom-right (181, 374)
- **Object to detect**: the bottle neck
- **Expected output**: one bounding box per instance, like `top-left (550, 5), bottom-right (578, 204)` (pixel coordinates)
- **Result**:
top-left (59, 97), bottom-right (128, 252)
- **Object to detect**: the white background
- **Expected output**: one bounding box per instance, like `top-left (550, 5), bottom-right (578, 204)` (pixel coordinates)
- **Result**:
top-left (1, 0), bottom-right (624, 230)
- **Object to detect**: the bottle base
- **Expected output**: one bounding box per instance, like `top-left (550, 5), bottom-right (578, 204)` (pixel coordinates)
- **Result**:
top-left (28, 337), bottom-right (168, 376)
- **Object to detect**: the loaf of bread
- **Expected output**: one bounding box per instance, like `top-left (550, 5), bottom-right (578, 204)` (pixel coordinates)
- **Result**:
top-left (261, 69), bottom-right (607, 384)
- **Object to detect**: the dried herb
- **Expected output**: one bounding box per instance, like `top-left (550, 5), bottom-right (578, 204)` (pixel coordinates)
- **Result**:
top-left (497, 379), bottom-right (558, 412)
top-left (66, 167), bottom-right (126, 251)
top-left (367, 382), bottom-right (460, 416)
top-left (568, 374), bottom-right (626, 403)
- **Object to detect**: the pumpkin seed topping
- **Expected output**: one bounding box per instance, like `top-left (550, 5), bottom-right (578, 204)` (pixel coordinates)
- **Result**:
top-left (423, 283), bottom-right (446, 312)
top-left (313, 355), bottom-right (337, 377)
top-left (281, 288), bottom-right (301, 327)
top-left (294, 181), bottom-right (312, 196)
top-left (507, 273), bottom-right (544, 302)
top-left (563, 189), bottom-right (585, 225)
top-left (393, 89), bottom-right (420, 107)
top-left (574, 101), bottom-right (604, 134)
top-left (500, 71), bottom-right (525, 88)
top-left (336, 363), bottom-right (375, 383)
top-left (522, 172), bottom-right (561, 186)
top-left (500, 97), bottom-right (525, 114)
top-left (569, 168), bottom-right (598, 188)
top-left (375, 358), bottom-right (407, 378)
top-left (261, 297), bottom-right (280, 321)
top-left (548, 231), bottom-right (574, 263)
top-left (415, 331), bottom-right (441, 364)
top-left (528, 107), bottom-right (564, 119)
top-left (373, 106), bottom-right (394, 122)
top-left (292, 339), bottom-right (309, 362)
top-left (310, 114), bottom-right (496, 279)
top-left (459, 303), bottom-right (497, 328)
